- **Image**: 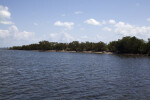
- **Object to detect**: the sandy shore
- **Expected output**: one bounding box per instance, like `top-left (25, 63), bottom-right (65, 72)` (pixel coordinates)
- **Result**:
top-left (31, 50), bottom-right (114, 54)
top-left (30, 50), bottom-right (150, 56)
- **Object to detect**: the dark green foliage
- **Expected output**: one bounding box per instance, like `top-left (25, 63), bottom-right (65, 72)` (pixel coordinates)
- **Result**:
top-left (108, 41), bottom-right (118, 52)
top-left (92, 42), bottom-right (107, 51)
top-left (10, 36), bottom-right (150, 56)
top-left (10, 40), bottom-right (107, 52)
top-left (68, 41), bottom-right (80, 51)
top-left (108, 36), bottom-right (148, 54)
top-left (146, 39), bottom-right (150, 56)
top-left (84, 42), bottom-right (93, 51)
top-left (55, 43), bottom-right (67, 50)
top-left (38, 41), bottom-right (51, 50)
top-left (78, 42), bottom-right (86, 51)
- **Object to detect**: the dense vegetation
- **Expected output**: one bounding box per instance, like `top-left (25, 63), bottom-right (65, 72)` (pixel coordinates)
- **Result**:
top-left (10, 41), bottom-right (107, 52)
top-left (10, 36), bottom-right (150, 56)
top-left (108, 36), bottom-right (150, 55)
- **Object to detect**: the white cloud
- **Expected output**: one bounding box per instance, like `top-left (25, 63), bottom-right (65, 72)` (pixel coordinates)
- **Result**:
top-left (0, 20), bottom-right (13, 25)
top-left (147, 18), bottom-right (150, 22)
top-left (114, 21), bottom-right (150, 36)
top-left (99, 20), bottom-right (150, 39)
top-left (11, 25), bottom-right (34, 40)
top-left (54, 21), bottom-right (74, 30)
top-left (0, 5), bottom-right (13, 25)
top-left (53, 21), bottom-right (75, 42)
top-left (13, 31), bottom-right (34, 40)
top-left (9, 25), bottom-right (18, 32)
top-left (61, 32), bottom-right (74, 42)
top-left (103, 27), bottom-right (112, 32)
top-left (49, 32), bottom-right (74, 42)
top-left (0, 5), bottom-right (37, 47)
top-left (0, 5), bottom-right (11, 19)
top-left (0, 29), bottom-right (9, 38)
top-left (0, 5), bottom-right (34, 40)
top-left (109, 19), bottom-right (116, 24)
top-left (74, 11), bottom-right (83, 14)
top-left (84, 18), bottom-right (100, 26)
top-left (0, 25), bottom-right (34, 40)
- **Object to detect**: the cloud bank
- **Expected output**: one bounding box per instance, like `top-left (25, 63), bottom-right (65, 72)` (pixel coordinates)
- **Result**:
top-left (0, 5), bottom-right (36, 47)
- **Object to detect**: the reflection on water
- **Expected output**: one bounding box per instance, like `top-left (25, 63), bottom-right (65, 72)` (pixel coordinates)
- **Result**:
top-left (0, 50), bottom-right (150, 100)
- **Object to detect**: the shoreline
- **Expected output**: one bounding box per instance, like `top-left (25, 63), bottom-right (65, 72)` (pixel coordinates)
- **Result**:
top-left (31, 50), bottom-right (114, 54)
top-left (8, 49), bottom-right (149, 56)
top-left (30, 50), bottom-right (149, 56)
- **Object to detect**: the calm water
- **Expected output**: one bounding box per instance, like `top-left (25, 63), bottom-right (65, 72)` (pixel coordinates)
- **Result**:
top-left (0, 50), bottom-right (150, 100)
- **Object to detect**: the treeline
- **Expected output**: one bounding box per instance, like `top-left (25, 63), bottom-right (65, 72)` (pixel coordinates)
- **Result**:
top-left (10, 36), bottom-right (150, 55)
top-left (108, 36), bottom-right (150, 55)
top-left (10, 41), bottom-right (107, 52)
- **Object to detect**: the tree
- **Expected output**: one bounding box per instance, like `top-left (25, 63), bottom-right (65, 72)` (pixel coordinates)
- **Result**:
top-left (93, 42), bottom-right (107, 51)
top-left (39, 41), bottom-right (51, 50)
top-left (68, 41), bottom-right (79, 51)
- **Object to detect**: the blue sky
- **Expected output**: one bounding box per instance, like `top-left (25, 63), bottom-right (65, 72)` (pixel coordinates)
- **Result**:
top-left (0, 0), bottom-right (150, 47)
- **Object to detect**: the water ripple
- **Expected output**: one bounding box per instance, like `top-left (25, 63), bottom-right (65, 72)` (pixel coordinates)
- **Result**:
top-left (0, 50), bottom-right (150, 100)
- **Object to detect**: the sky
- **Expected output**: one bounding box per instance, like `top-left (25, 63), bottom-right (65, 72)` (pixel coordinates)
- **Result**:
top-left (0, 0), bottom-right (150, 47)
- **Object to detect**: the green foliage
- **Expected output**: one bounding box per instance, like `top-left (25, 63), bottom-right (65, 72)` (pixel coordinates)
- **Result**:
top-left (68, 41), bottom-right (80, 51)
top-left (108, 41), bottom-right (118, 52)
top-left (92, 42), bottom-right (107, 51)
top-left (108, 36), bottom-right (148, 54)
top-left (10, 36), bottom-right (150, 56)
top-left (10, 40), bottom-right (107, 52)
top-left (38, 41), bottom-right (51, 50)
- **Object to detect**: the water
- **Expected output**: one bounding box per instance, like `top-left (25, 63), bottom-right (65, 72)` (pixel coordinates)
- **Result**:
top-left (0, 50), bottom-right (150, 100)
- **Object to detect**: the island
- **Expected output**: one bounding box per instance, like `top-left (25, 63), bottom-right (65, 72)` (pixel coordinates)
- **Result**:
top-left (10, 36), bottom-right (150, 56)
